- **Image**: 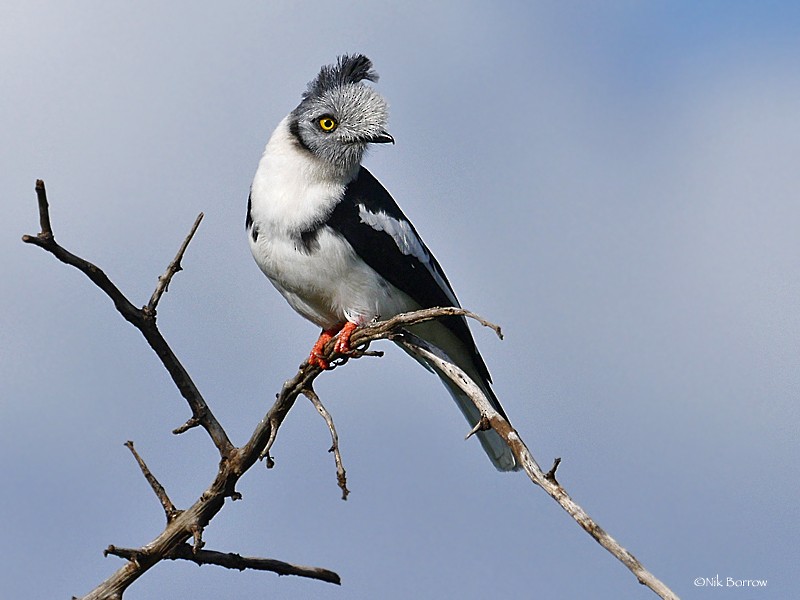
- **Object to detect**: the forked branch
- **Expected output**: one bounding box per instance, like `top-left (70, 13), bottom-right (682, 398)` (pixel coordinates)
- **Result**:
top-left (23, 181), bottom-right (338, 599)
top-left (24, 180), bottom-right (677, 600)
top-left (22, 181), bottom-right (233, 459)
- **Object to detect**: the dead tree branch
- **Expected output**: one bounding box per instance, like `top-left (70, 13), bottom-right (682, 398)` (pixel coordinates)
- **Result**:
top-left (105, 544), bottom-right (341, 585)
top-left (23, 181), bottom-right (339, 599)
top-left (124, 441), bottom-right (181, 523)
top-left (304, 387), bottom-right (349, 500)
top-left (395, 333), bottom-right (679, 600)
top-left (22, 181), bottom-right (233, 460)
top-left (24, 180), bottom-right (677, 600)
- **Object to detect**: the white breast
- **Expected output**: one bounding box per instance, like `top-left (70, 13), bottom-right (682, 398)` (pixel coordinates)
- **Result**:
top-left (249, 116), bottom-right (344, 234)
top-left (248, 117), bottom-right (417, 329)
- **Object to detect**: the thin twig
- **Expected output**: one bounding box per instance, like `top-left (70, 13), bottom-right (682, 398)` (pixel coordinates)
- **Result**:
top-left (105, 544), bottom-right (341, 585)
top-left (147, 213), bottom-right (204, 313)
top-left (356, 306), bottom-right (504, 341)
top-left (172, 416), bottom-right (202, 435)
top-left (124, 441), bottom-right (181, 522)
top-left (34, 179), bottom-right (52, 239)
top-left (303, 387), bottom-right (349, 500)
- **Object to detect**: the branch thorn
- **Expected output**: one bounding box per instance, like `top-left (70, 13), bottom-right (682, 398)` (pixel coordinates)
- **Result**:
top-left (545, 457), bottom-right (562, 484)
top-left (464, 414), bottom-right (491, 440)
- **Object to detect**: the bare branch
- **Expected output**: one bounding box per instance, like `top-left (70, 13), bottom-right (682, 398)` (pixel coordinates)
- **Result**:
top-left (124, 441), bottom-right (181, 522)
top-left (26, 181), bottom-right (674, 600)
top-left (147, 212), bottom-right (204, 314)
top-left (105, 544), bottom-right (341, 585)
top-left (233, 306), bottom-right (677, 598)
top-left (22, 181), bottom-right (234, 459)
top-left (303, 387), bottom-right (349, 500)
top-left (394, 333), bottom-right (679, 600)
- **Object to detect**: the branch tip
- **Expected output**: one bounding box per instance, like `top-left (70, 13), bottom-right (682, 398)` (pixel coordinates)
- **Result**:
top-left (173, 416), bottom-right (201, 435)
top-left (147, 212), bottom-right (204, 312)
top-left (34, 179), bottom-right (53, 238)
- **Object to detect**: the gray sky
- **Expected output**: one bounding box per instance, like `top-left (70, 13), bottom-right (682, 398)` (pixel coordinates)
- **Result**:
top-left (2, 2), bottom-right (798, 598)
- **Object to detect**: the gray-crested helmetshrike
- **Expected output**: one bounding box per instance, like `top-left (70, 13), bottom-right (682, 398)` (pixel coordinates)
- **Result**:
top-left (247, 54), bottom-right (517, 471)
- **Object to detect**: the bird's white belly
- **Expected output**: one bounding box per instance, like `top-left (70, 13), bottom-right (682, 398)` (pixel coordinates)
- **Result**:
top-left (250, 225), bottom-right (416, 329)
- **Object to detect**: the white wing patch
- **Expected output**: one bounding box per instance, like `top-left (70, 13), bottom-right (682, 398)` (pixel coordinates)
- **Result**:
top-left (357, 204), bottom-right (459, 306)
top-left (358, 204), bottom-right (428, 262)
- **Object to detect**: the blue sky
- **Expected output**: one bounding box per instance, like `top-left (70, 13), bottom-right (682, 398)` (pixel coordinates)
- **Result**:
top-left (2, 2), bottom-right (798, 598)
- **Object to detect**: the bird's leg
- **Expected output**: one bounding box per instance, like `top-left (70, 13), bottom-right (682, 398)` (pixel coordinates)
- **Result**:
top-left (308, 326), bottom-right (341, 370)
top-left (333, 321), bottom-right (359, 355)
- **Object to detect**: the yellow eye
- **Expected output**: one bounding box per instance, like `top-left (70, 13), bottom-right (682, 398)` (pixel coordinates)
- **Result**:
top-left (318, 116), bottom-right (337, 132)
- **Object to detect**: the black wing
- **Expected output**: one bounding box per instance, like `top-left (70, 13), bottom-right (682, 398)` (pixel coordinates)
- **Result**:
top-left (326, 167), bottom-right (491, 382)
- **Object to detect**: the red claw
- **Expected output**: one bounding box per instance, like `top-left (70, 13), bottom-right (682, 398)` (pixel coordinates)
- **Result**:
top-left (307, 322), bottom-right (359, 369)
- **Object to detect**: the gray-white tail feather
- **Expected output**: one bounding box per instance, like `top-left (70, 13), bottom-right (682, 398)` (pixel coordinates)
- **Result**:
top-left (396, 326), bottom-right (518, 471)
top-left (439, 374), bottom-right (518, 471)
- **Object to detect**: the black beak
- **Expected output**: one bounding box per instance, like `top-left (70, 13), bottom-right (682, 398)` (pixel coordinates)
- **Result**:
top-left (369, 130), bottom-right (395, 144)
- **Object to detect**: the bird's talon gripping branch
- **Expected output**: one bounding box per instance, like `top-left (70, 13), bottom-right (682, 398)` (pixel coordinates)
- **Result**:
top-left (333, 321), bottom-right (359, 355)
top-left (308, 354), bottom-right (330, 370)
top-left (308, 328), bottom-right (338, 369)
top-left (307, 322), bottom-right (360, 369)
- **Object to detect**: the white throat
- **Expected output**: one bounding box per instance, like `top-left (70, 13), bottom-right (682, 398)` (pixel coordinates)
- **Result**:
top-left (249, 116), bottom-right (352, 234)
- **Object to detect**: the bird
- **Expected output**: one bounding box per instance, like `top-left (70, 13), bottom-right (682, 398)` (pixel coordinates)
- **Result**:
top-left (246, 54), bottom-right (517, 471)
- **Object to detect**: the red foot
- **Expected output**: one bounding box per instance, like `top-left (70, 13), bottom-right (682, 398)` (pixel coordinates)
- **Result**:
top-left (308, 327), bottom-right (338, 369)
top-left (307, 322), bottom-right (360, 369)
top-left (334, 321), bottom-right (358, 355)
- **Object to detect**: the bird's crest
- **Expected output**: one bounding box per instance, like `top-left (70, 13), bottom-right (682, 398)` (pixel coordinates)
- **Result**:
top-left (303, 54), bottom-right (379, 100)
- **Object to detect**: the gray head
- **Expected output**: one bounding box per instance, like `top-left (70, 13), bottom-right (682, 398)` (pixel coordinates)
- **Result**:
top-left (289, 54), bottom-right (393, 176)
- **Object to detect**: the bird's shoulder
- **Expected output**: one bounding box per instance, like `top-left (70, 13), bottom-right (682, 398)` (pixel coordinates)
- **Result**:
top-left (325, 167), bottom-right (492, 382)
